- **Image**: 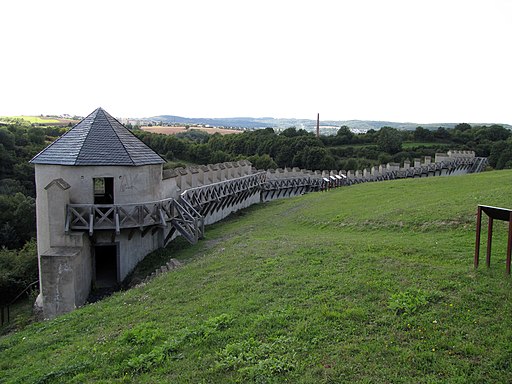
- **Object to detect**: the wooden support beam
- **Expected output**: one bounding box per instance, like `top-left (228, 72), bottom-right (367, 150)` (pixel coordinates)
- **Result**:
top-left (486, 217), bottom-right (493, 267)
top-left (89, 210), bottom-right (94, 237)
top-left (507, 212), bottom-right (512, 275)
top-left (475, 206), bottom-right (482, 269)
top-left (141, 226), bottom-right (152, 238)
top-left (65, 206), bottom-right (70, 234)
top-left (159, 208), bottom-right (167, 227)
top-left (115, 209), bottom-right (120, 235)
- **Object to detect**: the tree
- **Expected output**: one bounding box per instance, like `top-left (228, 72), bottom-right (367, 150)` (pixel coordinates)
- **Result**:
top-left (248, 154), bottom-right (277, 170)
top-left (0, 193), bottom-right (36, 249)
top-left (0, 128), bottom-right (15, 150)
top-left (454, 123), bottom-right (472, 132)
top-left (175, 129), bottom-right (210, 143)
top-left (496, 147), bottom-right (512, 169)
top-left (413, 127), bottom-right (433, 142)
top-left (433, 127), bottom-right (451, 141)
top-left (210, 150), bottom-right (232, 164)
top-left (280, 127), bottom-right (301, 137)
top-left (0, 240), bottom-right (38, 305)
top-left (489, 141), bottom-right (512, 169)
top-left (190, 144), bottom-right (212, 164)
top-left (376, 127), bottom-right (403, 154)
top-left (294, 147), bottom-right (335, 170)
top-left (475, 125), bottom-right (510, 142)
top-left (335, 126), bottom-right (354, 145)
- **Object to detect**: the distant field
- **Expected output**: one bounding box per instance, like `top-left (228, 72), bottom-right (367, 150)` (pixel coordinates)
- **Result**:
top-left (402, 141), bottom-right (450, 149)
top-left (19, 116), bottom-right (60, 124)
top-left (330, 142), bottom-right (450, 150)
top-left (141, 126), bottom-right (243, 135)
top-left (0, 116), bottom-right (78, 126)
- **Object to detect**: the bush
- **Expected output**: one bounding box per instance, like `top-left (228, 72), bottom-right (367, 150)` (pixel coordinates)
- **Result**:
top-left (0, 240), bottom-right (38, 305)
top-left (0, 192), bottom-right (36, 249)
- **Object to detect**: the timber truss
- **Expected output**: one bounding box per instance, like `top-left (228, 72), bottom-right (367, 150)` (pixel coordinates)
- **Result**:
top-left (347, 157), bottom-right (487, 184)
top-left (261, 176), bottom-right (321, 201)
top-left (180, 172), bottom-right (266, 217)
top-left (64, 157), bottom-right (486, 245)
top-left (66, 197), bottom-right (204, 245)
top-left (65, 173), bottom-right (268, 246)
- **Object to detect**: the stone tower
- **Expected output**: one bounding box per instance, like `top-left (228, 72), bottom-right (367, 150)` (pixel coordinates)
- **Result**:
top-left (30, 108), bottom-right (167, 319)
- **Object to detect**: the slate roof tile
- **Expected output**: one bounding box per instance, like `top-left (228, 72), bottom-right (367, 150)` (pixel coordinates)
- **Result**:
top-left (30, 108), bottom-right (165, 166)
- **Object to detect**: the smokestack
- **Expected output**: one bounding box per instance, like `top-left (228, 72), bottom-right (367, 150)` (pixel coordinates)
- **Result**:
top-left (316, 113), bottom-right (320, 138)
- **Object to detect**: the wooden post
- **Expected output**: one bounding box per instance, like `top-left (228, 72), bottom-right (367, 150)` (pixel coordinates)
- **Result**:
top-left (475, 206), bottom-right (482, 268)
top-left (507, 212), bottom-right (512, 275)
top-left (486, 217), bottom-right (493, 267)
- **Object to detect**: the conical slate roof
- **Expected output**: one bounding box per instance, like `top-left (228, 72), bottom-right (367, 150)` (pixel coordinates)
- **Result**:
top-left (30, 108), bottom-right (165, 166)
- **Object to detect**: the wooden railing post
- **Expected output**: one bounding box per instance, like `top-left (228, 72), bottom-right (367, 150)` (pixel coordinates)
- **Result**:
top-left (89, 206), bottom-right (94, 236)
top-left (115, 206), bottom-right (120, 235)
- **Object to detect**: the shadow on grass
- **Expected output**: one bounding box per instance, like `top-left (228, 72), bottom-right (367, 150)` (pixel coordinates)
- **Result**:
top-left (123, 237), bottom-right (196, 288)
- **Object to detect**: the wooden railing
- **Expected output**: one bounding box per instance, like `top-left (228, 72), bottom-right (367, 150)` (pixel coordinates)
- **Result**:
top-left (66, 198), bottom-right (175, 235)
top-left (66, 197), bottom-right (205, 245)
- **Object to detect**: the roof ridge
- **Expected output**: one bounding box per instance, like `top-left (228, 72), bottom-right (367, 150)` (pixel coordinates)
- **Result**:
top-left (98, 108), bottom-right (136, 166)
top-left (75, 108), bottom-right (102, 165)
top-left (103, 109), bottom-right (166, 165)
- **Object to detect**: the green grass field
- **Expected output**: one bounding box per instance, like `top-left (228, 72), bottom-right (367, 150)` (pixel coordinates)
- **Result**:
top-left (329, 141), bottom-right (449, 150)
top-left (2, 171), bottom-right (512, 383)
top-left (401, 141), bottom-right (450, 149)
top-left (0, 116), bottom-right (79, 126)
top-left (0, 116), bottom-right (60, 124)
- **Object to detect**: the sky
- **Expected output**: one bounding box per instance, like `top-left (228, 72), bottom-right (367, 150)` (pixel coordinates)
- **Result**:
top-left (1, 0), bottom-right (511, 124)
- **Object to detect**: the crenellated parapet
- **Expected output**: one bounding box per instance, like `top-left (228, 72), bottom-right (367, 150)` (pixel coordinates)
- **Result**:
top-left (158, 149), bottom-right (481, 259)
top-left (447, 150), bottom-right (475, 158)
top-left (162, 160), bottom-right (253, 195)
top-left (339, 152), bottom-right (484, 184)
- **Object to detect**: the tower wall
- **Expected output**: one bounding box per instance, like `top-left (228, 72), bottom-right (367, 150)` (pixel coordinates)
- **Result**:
top-left (34, 163), bottom-right (167, 319)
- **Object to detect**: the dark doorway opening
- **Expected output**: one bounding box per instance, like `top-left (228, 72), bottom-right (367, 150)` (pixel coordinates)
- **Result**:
top-left (94, 245), bottom-right (118, 288)
top-left (94, 177), bottom-right (114, 204)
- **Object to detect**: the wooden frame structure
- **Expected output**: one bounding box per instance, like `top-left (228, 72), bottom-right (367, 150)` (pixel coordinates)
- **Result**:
top-left (64, 171), bottom-right (333, 246)
top-left (474, 205), bottom-right (512, 274)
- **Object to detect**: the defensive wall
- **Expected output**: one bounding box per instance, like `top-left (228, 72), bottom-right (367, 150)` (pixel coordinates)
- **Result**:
top-left (34, 144), bottom-right (484, 319)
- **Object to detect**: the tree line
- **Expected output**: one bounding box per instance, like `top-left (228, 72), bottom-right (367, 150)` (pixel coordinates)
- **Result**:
top-left (0, 122), bottom-right (65, 304)
top-left (1, 120), bottom-right (511, 304)
top-left (134, 123), bottom-right (512, 172)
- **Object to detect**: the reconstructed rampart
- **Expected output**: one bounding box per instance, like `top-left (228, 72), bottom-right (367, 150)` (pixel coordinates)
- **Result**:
top-left (37, 149), bottom-right (485, 318)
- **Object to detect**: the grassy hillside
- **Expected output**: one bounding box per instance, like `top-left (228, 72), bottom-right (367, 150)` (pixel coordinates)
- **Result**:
top-left (2, 171), bottom-right (512, 383)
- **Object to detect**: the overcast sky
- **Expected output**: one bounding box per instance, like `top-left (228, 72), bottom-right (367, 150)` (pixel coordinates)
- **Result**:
top-left (1, 0), bottom-right (511, 124)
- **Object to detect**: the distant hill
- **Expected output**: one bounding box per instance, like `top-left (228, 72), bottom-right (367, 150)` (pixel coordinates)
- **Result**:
top-left (151, 114), bottom-right (512, 133)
